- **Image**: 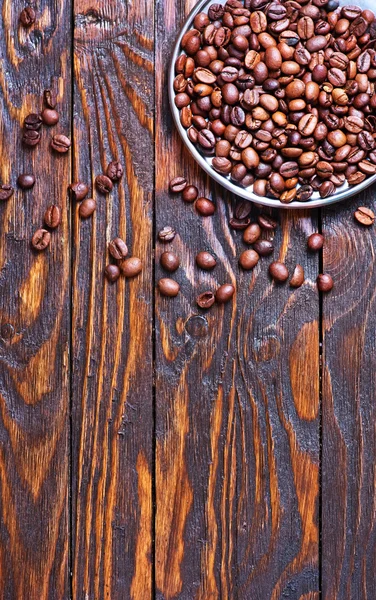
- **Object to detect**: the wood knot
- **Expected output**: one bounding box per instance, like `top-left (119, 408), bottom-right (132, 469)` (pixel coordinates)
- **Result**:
top-left (253, 336), bottom-right (280, 362)
top-left (185, 315), bottom-right (208, 338)
top-left (0, 323), bottom-right (15, 340)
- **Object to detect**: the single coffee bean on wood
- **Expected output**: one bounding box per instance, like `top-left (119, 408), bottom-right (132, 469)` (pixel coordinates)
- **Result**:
top-left (258, 214), bottom-right (278, 230)
top-left (31, 229), bottom-right (51, 251)
top-left (269, 261), bottom-right (289, 282)
top-left (354, 206), bottom-right (375, 225)
top-left (44, 89), bottom-right (57, 109)
top-left (215, 284), bottom-right (235, 303)
top-left (169, 176), bottom-right (187, 193)
top-left (317, 273), bottom-right (334, 292)
top-left (239, 249), bottom-right (259, 270)
top-left (105, 265), bottom-right (120, 283)
top-left (158, 278), bottom-right (180, 297)
top-left (243, 223), bottom-right (261, 244)
top-left (20, 7), bottom-right (36, 26)
top-left (0, 185), bottom-right (14, 201)
top-left (24, 113), bottom-right (42, 130)
top-left (290, 265), bottom-right (305, 288)
top-left (182, 185), bottom-right (198, 202)
top-left (79, 198), bottom-right (96, 218)
top-left (23, 130), bottom-right (40, 147)
top-left (69, 182), bottom-right (89, 201)
top-left (195, 197), bottom-right (215, 216)
top-left (51, 134), bottom-right (71, 153)
top-left (120, 257), bottom-right (142, 278)
top-left (44, 205), bottom-right (61, 229)
top-left (41, 109), bottom-right (59, 126)
top-left (107, 161), bottom-right (123, 182)
top-left (108, 237), bottom-right (128, 260)
top-left (158, 226), bottom-right (176, 242)
top-left (197, 291), bottom-right (215, 309)
top-left (160, 251), bottom-right (180, 272)
top-left (307, 233), bottom-right (324, 250)
top-left (95, 175), bottom-right (113, 194)
top-left (253, 240), bottom-right (274, 256)
top-left (196, 251), bottom-right (216, 270)
top-left (17, 174), bottom-right (35, 189)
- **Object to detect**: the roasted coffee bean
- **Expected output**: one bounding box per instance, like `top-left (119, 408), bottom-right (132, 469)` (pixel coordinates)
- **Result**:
top-left (0, 185), bottom-right (14, 201)
top-left (296, 185), bottom-right (313, 202)
top-left (197, 291), bottom-right (215, 309)
top-left (229, 217), bottom-right (251, 229)
top-left (20, 7), bottom-right (36, 27)
top-left (358, 131), bottom-right (375, 151)
top-left (235, 200), bottom-right (252, 220)
top-left (69, 182), bottom-right (89, 201)
top-left (105, 265), bottom-right (120, 283)
top-left (44, 89), bottom-right (57, 109)
top-left (182, 185), bottom-right (198, 202)
top-left (196, 197), bottom-right (215, 215)
top-left (158, 278), bottom-right (180, 297)
top-left (253, 239), bottom-right (274, 256)
top-left (239, 249), bottom-right (259, 269)
top-left (308, 233), bottom-right (324, 251)
top-left (243, 222), bottom-right (261, 244)
top-left (196, 251), bottom-right (216, 270)
top-left (120, 257), bottom-right (142, 278)
top-left (169, 176), bottom-right (187, 193)
top-left (44, 205), bottom-right (61, 229)
top-left (280, 161), bottom-right (299, 178)
top-left (23, 129), bottom-right (40, 147)
top-left (215, 284), bottom-right (235, 303)
top-left (317, 273), bottom-right (334, 292)
top-left (51, 134), bottom-right (71, 153)
top-left (319, 180), bottom-right (336, 197)
top-left (161, 251), bottom-right (180, 272)
top-left (108, 238), bottom-right (128, 260)
top-left (269, 261), bottom-right (289, 282)
top-left (290, 265), bottom-right (305, 288)
top-left (258, 214), bottom-right (278, 230)
top-left (31, 228), bottom-right (50, 251)
top-left (79, 198), bottom-right (96, 218)
top-left (354, 206), bottom-right (375, 225)
top-left (158, 226), bottom-right (176, 242)
top-left (24, 113), bottom-right (42, 130)
top-left (41, 109), bottom-right (59, 126)
top-left (17, 174), bottom-right (35, 189)
top-left (95, 175), bottom-right (113, 194)
top-left (107, 161), bottom-right (124, 182)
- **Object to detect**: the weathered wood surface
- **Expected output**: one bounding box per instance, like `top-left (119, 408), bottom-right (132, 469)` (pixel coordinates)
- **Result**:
top-left (71, 1), bottom-right (154, 599)
top-left (322, 192), bottom-right (376, 600)
top-left (0, 1), bottom-right (72, 598)
top-left (155, 2), bottom-right (320, 598)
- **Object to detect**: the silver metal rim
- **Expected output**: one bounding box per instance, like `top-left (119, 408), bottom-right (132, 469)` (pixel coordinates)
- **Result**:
top-left (168, 0), bottom-right (376, 209)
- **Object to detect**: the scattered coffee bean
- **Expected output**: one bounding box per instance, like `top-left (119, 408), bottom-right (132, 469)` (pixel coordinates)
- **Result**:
top-left (24, 113), bottom-right (42, 130)
top-left (197, 291), bottom-right (215, 309)
top-left (235, 201), bottom-right (252, 220)
top-left (69, 182), bottom-right (89, 201)
top-left (169, 176), bottom-right (187, 193)
top-left (196, 251), bottom-right (216, 270)
top-left (20, 7), bottom-right (36, 27)
top-left (158, 226), bottom-right (176, 242)
top-left (354, 206), bottom-right (375, 225)
top-left (269, 261), bottom-right (289, 282)
top-left (51, 134), bottom-right (71, 153)
top-left (253, 240), bottom-right (274, 256)
top-left (23, 129), bottom-right (40, 147)
top-left (95, 175), bottom-right (113, 194)
top-left (120, 257), bottom-right (142, 278)
top-left (79, 198), bottom-right (96, 218)
top-left (160, 251), bottom-right (180, 272)
top-left (105, 264), bottom-right (120, 283)
top-left (31, 228), bottom-right (51, 251)
top-left (41, 108), bottom-right (59, 126)
top-left (229, 217), bottom-right (251, 230)
top-left (0, 185), bottom-right (14, 201)
top-left (317, 273), bottom-right (334, 292)
top-left (308, 233), bottom-right (324, 251)
top-left (239, 249), bottom-right (259, 270)
top-left (17, 174), bottom-right (35, 189)
top-left (108, 237), bottom-right (128, 260)
top-left (182, 185), bottom-right (198, 202)
top-left (258, 214), bottom-right (278, 230)
top-left (243, 223), bottom-right (261, 245)
top-left (215, 284), bottom-right (235, 303)
top-left (195, 197), bottom-right (215, 216)
top-left (290, 265), bottom-right (305, 288)
top-left (106, 161), bottom-right (123, 182)
top-left (158, 278), bottom-right (180, 297)
top-left (44, 205), bottom-right (61, 229)
top-left (44, 89), bottom-right (57, 109)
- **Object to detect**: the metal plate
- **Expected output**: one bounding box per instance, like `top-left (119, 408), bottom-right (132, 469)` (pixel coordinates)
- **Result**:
top-left (168, 0), bottom-right (376, 208)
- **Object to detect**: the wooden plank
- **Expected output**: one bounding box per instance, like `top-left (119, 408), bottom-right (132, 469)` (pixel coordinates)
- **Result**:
top-left (155, 2), bottom-right (320, 598)
top-left (0, 1), bottom-right (72, 598)
top-left (71, 1), bottom-right (154, 598)
top-left (322, 191), bottom-right (376, 599)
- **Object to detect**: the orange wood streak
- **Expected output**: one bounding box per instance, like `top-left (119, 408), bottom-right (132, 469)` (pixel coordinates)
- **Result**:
top-left (290, 321), bottom-right (320, 421)
top-left (131, 452), bottom-right (152, 600)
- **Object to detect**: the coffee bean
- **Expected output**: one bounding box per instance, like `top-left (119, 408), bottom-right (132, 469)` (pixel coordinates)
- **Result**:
top-left (69, 182), bottom-right (89, 201)
top-left (31, 228), bottom-right (51, 251)
top-left (229, 217), bottom-right (251, 230)
top-left (354, 206), bottom-right (375, 225)
top-left (243, 223), bottom-right (261, 244)
top-left (106, 160), bottom-right (123, 182)
top-left (269, 261), bottom-right (289, 282)
top-left (17, 174), bottom-right (35, 189)
top-left (239, 249), bottom-right (259, 270)
top-left (108, 237), bottom-right (128, 260)
top-left (51, 134), bottom-right (71, 153)
top-left (120, 257), bottom-right (142, 278)
top-left (44, 89), bottom-right (57, 109)
top-left (23, 129), bottom-right (40, 147)
top-left (158, 226), bottom-right (176, 242)
top-left (105, 265), bottom-right (120, 283)
top-left (41, 109), bottom-right (59, 126)
top-left (258, 214), bottom-right (277, 230)
top-left (253, 240), bottom-right (274, 256)
top-left (215, 284), bottom-right (235, 303)
top-left (20, 7), bottom-right (36, 27)
top-left (95, 175), bottom-right (113, 194)
top-left (0, 185), bottom-right (14, 201)
top-left (290, 265), bottom-right (305, 288)
top-left (235, 200), bottom-right (252, 220)
top-left (317, 273), bottom-right (333, 292)
top-left (308, 233), bottom-right (324, 251)
top-left (158, 278), bottom-right (180, 297)
top-left (44, 205), bottom-right (61, 229)
top-left (169, 176), bottom-right (187, 193)
top-left (196, 251), bottom-right (216, 270)
top-left (160, 251), bottom-right (180, 272)
top-left (197, 291), bottom-right (215, 309)
top-left (79, 198), bottom-right (96, 218)
top-left (196, 197), bottom-right (215, 216)
top-left (319, 181), bottom-right (336, 198)
top-left (296, 185), bottom-right (313, 202)
top-left (24, 113), bottom-right (42, 130)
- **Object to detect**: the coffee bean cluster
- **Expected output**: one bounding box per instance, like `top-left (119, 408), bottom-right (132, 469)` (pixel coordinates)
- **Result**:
top-left (174, 0), bottom-right (376, 202)
top-left (105, 237), bottom-right (142, 283)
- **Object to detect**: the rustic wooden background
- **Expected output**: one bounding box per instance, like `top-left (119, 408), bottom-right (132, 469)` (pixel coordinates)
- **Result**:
top-left (0, 0), bottom-right (375, 598)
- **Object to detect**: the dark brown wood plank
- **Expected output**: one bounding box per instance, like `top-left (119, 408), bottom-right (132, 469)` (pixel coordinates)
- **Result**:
top-left (322, 191), bottom-right (376, 599)
top-left (71, 1), bottom-right (154, 598)
top-left (0, 1), bottom-right (72, 598)
top-left (155, 2), bottom-right (320, 598)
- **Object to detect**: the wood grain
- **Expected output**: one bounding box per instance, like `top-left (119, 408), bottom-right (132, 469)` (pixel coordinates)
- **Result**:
top-left (155, 2), bottom-right (320, 598)
top-left (71, 1), bottom-right (154, 598)
top-left (0, 1), bottom-right (71, 598)
top-left (322, 190), bottom-right (376, 599)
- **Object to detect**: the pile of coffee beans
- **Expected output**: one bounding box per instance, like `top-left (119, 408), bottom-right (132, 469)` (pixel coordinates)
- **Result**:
top-left (173, 0), bottom-right (376, 202)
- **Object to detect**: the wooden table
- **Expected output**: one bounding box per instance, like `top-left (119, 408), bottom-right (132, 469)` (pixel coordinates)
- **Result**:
top-left (1, 1), bottom-right (375, 598)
